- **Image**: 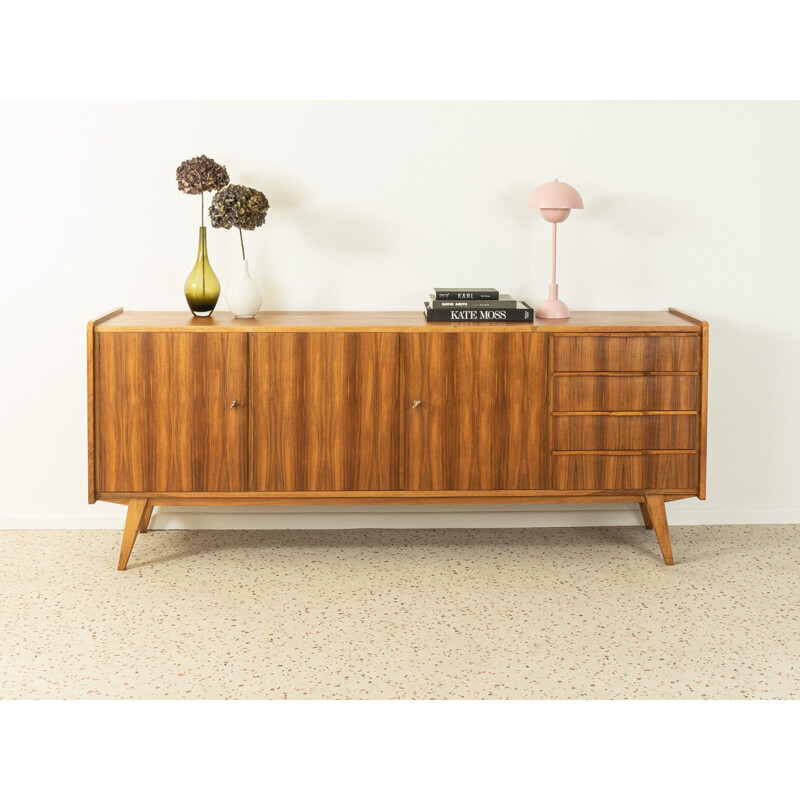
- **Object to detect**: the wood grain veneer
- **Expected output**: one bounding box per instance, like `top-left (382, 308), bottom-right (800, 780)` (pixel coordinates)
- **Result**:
top-left (553, 334), bottom-right (699, 373)
top-left (553, 375), bottom-right (699, 412)
top-left (251, 332), bottom-right (399, 491)
top-left (97, 489), bottom-right (698, 504)
top-left (96, 331), bottom-right (248, 492)
top-left (95, 309), bottom-right (700, 333)
top-left (401, 332), bottom-right (546, 490)
top-left (698, 318), bottom-right (710, 499)
top-left (87, 307), bottom-right (123, 503)
top-left (552, 414), bottom-right (698, 451)
top-left (88, 307), bottom-right (708, 568)
top-left (552, 453), bottom-right (699, 491)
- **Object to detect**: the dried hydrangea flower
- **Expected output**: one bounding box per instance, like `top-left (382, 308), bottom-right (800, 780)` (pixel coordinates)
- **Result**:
top-left (176, 155), bottom-right (230, 195)
top-left (209, 184), bottom-right (269, 258)
top-left (176, 154), bottom-right (229, 226)
top-left (208, 184), bottom-right (269, 230)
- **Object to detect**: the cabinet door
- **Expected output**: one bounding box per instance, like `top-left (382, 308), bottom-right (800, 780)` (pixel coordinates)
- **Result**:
top-left (251, 332), bottom-right (400, 491)
top-left (402, 332), bottom-right (547, 491)
top-left (96, 332), bottom-right (248, 492)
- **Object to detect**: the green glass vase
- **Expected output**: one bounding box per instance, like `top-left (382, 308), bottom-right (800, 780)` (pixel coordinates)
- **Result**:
top-left (184, 226), bottom-right (220, 317)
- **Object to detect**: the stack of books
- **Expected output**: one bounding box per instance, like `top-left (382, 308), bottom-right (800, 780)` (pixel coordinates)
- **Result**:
top-left (424, 288), bottom-right (534, 322)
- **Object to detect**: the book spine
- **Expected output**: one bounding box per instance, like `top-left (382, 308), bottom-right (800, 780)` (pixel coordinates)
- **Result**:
top-left (425, 306), bottom-right (533, 322)
top-left (435, 291), bottom-right (500, 300)
top-left (431, 299), bottom-right (518, 309)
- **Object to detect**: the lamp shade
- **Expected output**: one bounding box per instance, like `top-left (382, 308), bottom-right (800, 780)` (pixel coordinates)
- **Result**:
top-left (527, 179), bottom-right (584, 210)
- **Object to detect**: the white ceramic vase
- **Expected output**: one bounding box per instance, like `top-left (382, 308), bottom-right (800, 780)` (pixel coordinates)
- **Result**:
top-left (226, 259), bottom-right (263, 319)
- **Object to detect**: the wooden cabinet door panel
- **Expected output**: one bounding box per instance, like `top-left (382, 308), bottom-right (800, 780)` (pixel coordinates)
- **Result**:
top-left (252, 332), bottom-right (399, 491)
top-left (96, 332), bottom-right (248, 492)
top-left (402, 332), bottom-right (547, 491)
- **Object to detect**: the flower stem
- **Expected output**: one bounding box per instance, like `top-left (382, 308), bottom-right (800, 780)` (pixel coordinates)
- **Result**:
top-left (201, 192), bottom-right (204, 226)
top-left (239, 228), bottom-right (246, 260)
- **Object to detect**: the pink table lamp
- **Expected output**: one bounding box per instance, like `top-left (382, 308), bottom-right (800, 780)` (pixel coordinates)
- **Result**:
top-left (528, 178), bottom-right (584, 319)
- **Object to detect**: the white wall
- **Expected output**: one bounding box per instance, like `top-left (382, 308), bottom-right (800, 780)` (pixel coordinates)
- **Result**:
top-left (1, 101), bottom-right (798, 529)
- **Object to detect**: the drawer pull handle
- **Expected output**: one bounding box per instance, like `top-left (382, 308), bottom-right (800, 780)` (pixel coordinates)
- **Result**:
top-left (411, 400), bottom-right (422, 409)
top-left (230, 400), bottom-right (239, 409)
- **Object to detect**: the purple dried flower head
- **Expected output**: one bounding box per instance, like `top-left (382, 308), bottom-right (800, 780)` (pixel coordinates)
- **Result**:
top-left (208, 184), bottom-right (269, 231)
top-left (176, 155), bottom-right (230, 195)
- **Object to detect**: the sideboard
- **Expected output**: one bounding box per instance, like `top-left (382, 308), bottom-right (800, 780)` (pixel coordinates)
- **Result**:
top-left (87, 308), bottom-right (708, 569)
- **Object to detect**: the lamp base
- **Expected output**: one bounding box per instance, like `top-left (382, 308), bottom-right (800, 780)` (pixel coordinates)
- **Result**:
top-left (535, 285), bottom-right (570, 319)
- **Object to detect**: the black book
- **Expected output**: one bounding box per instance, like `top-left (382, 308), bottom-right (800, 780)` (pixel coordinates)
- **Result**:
top-left (434, 287), bottom-right (499, 300)
top-left (429, 293), bottom-right (518, 309)
top-left (424, 301), bottom-right (534, 322)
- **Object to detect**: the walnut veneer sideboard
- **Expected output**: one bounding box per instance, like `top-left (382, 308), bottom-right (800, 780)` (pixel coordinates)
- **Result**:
top-left (87, 308), bottom-right (708, 569)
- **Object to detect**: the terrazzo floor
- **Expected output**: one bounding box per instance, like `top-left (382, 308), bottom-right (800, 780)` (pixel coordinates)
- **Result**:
top-left (1, 525), bottom-right (798, 699)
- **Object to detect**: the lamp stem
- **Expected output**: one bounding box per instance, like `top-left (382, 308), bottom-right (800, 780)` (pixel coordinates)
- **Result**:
top-left (551, 222), bottom-right (558, 287)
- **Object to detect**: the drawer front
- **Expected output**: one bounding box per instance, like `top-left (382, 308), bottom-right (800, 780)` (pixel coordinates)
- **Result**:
top-left (552, 453), bottom-right (698, 491)
top-left (552, 414), bottom-right (698, 451)
top-left (553, 375), bottom-right (698, 412)
top-left (553, 334), bottom-right (699, 372)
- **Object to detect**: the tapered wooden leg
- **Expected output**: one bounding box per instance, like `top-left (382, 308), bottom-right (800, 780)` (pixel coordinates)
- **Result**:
top-left (639, 502), bottom-right (654, 529)
top-left (118, 499), bottom-right (149, 571)
top-left (138, 500), bottom-right (154, 533)
top-left (644, 495), bottom-right (674, 565)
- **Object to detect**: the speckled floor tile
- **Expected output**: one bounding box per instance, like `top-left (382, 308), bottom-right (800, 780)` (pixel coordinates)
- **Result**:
top-left (1, 525), bottom-right (798, 699)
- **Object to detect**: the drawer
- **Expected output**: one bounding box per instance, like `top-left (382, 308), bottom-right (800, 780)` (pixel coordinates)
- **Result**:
top-left (552, 453), bottom-right (698, 491)
top-left (552, 414), bottom-right (697, 451)
top-left (553, 375), bottom-right (698, 412)
top-left (553, 334), bottom-right (699, 372)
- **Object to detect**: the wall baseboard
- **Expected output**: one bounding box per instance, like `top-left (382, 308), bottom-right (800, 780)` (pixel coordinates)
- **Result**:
top-left (2, 505), bottom-right (799, 530)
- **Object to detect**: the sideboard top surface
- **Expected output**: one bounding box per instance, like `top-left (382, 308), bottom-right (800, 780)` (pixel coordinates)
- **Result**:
top-left (92, 309), bottom-right (704, 333)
